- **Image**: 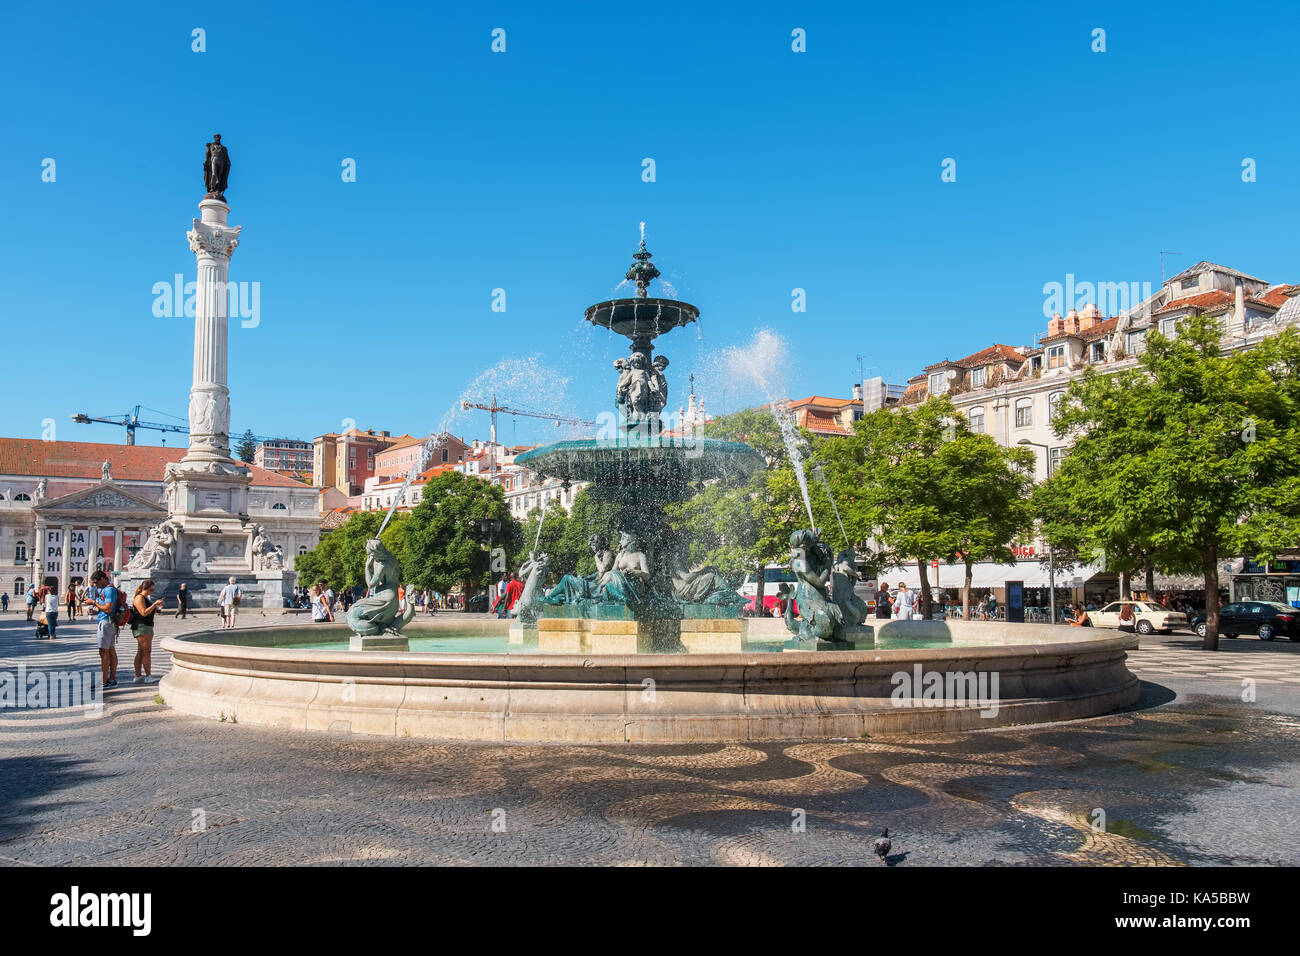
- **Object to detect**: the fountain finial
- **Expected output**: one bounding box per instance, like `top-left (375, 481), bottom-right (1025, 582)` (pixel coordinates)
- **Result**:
top-left (626, 229), bottom-right (660, 298)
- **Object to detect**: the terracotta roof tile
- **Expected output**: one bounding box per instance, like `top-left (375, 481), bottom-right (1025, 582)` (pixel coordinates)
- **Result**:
top-left (1248, 286), bottom-right (1294, 309)
top-left (898, 382), bottom-right (927, 406)
top-left (1154, 289), bottom-right (1233, 315)
top-left (925, 344), bottom-right (1025, 372)
top-left (0, 438), bottom-right (308, 488)
top-left (800, 411), bottom-right (852, 435)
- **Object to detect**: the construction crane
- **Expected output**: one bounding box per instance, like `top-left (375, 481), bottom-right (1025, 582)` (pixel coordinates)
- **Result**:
top-left (71, 406), bottom-right (187, 445)
top-left (71, 406), bottom-right (304, 447)
top-left (459, 394), bottom-right (594, 481)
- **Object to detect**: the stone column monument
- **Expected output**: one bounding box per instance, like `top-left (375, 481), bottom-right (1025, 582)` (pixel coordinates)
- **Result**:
top-left (121, 136), bottom-right (291, 611)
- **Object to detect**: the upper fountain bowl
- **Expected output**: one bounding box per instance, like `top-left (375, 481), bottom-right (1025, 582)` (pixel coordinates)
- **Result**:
top-left (585, 297), bottom-right (699, 342)
top-left (515, 437), bottom-right (763, 494)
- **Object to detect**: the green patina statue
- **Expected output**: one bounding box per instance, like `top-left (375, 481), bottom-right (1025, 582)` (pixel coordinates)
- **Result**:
top-left (346, 538), bottom-right (415, 637)
top-left (781, 529), bottom-right (868, 642)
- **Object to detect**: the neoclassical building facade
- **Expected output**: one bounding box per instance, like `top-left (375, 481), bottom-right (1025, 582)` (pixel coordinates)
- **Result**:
top-left (0, 439), bottom-right (319, 597)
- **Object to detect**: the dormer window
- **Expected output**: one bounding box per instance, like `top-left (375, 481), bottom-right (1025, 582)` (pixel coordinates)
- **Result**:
top-left (928, 372), bottom-right (948, 394)
top-left (1127, 330), bottom-right (1146, 355)
top-left (1047, 345), bottom-right (1067, 369)
top-left (970, 367), bottom-right (986, 388)
top-left (1090, 341), bottom-right (1106, 362)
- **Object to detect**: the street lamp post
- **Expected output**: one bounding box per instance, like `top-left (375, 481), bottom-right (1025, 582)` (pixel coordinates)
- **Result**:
top-left (1017, 439), bottom-right (1057, 625)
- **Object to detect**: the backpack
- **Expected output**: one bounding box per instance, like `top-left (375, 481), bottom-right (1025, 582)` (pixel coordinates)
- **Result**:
top-left (110, 588), bottom-right (131, 627)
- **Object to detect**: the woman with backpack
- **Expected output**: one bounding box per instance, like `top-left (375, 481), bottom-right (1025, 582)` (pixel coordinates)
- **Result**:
top-left (130, 580), bottom-right (165, 684)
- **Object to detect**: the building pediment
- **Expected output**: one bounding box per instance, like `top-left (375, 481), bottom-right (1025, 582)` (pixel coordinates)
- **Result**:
top-left (36, 480), bottom-right (167, 516)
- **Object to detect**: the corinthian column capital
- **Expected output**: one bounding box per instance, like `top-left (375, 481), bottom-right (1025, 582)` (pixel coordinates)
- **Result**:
top-left (187, 219), bottom-right (242, 259)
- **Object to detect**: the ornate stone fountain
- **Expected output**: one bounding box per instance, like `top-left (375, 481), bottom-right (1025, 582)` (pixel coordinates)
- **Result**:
top-left (514, 237), bottom-right (766, 652)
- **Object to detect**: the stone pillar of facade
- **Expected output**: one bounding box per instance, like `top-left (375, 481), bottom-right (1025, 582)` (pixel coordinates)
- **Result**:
top-left (87, 526), bottom-right (100, 578)
top-left (33, 518), bottom-right (46, 588)
top-left (112, 526), bottom-right (123, 576)
top-left (59, 524), bottom-right (72, 594)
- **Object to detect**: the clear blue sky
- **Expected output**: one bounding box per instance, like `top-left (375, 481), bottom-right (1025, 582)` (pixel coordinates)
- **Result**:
top-left (3, 0), bottom-right (1297, 448)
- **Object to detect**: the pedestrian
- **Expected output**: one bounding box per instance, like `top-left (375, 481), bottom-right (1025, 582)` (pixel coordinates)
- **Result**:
top-left (0, 592), bottom-right (8, 613)
top-left (310, 583), bottom-right (333, 623)
top-left (130, 580), bottom-right (164, 684)
top-left (83, 570), bottom-right (120, 688)
top-left (324, 581), bottom-right (336, 617)
top-left (40, 583), bottom-right (59, 639)
top-left (64, 582), bottom-right (78, 621)
top-left (177, 582), bottom-right (189, 619)
top-left (875, 583), bottom-right (892, 619)
top-left (219, 576), bottom-right (242, 629)
top-left (895, 582), bottom-right (916, 621)
top-left (984, 592), bottom-right (998, 621)
top-left (1117, 602), bottom-right (1137, 634)
top-left (505, 573), bottom-right (523, 614)
top-left (25, 583), bottom-right (37, 622)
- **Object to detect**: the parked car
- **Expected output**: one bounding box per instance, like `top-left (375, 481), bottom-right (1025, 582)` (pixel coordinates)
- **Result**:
top-left (1085, 600), bottom-right (1189, 635)
top-left (1198, 601), bottom-right (1300, 641)
top-left (465, 592), bottom-right (489, 613)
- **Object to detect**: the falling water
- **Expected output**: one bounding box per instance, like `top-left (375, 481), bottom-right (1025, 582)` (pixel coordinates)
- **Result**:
top-left (533, 491), bottom-right (549, 552)
top-left (716, 329), bottom-right (816, 528)
top-left (436, 356), bottom-right (575, 440)
top-left (814, 465), bottom-right (848, 548)
top-left (377, 431), bottom-right (443, 535)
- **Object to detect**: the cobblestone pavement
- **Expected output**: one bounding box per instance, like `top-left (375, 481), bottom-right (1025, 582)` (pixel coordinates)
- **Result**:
top-left (2, 612), bottom-right (1298, 866)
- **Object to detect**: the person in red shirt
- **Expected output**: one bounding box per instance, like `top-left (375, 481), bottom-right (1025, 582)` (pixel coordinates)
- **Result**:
top-left (503, 572), bottom-right (525, 615)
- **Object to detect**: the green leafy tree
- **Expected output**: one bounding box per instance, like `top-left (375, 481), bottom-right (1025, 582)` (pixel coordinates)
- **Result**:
top-left (936, 433), bottom-right (1035, 618)
top-left (513, 504), bottom-right (569, 573)
top-left (235, 429), bottom-right (258, 463)
top-left (1038, 313), bottom-right (1300, 649)
top-left (817, 396), bottom-right (1029, 616)
top-left (293, 510), bottom-right (408, 591)
top-left (403, 471), bottom-right (515, 595)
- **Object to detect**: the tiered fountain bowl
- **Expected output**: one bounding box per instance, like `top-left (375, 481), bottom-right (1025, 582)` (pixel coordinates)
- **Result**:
top-left (160, 237), bottom-right (1142, 743)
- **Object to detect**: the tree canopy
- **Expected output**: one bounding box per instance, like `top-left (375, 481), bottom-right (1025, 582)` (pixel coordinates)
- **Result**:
top-left (1036, 313), bottom-right (1300, 648)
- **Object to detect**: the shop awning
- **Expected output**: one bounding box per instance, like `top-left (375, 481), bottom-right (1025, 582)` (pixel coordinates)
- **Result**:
top-left (877, 561), bottom-right (1102, 591)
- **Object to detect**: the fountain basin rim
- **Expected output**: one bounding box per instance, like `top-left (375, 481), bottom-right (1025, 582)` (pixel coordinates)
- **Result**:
top-left (158, 624), bottom-right (1140, 742)
top-left (161, 628), bottom-right (1138, 669)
